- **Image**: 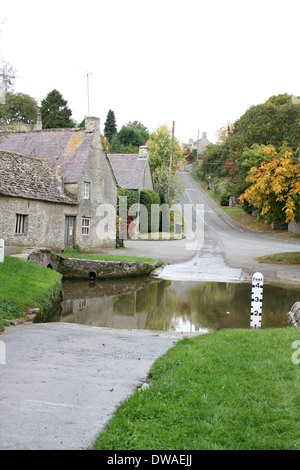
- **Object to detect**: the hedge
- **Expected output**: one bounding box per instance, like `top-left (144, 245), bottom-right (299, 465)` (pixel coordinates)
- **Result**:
top-left (140, 190), bottom-right (161, 232)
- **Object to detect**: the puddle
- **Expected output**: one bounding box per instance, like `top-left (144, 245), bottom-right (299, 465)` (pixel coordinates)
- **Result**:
top-left (47, 278), bottom-right (300, 332)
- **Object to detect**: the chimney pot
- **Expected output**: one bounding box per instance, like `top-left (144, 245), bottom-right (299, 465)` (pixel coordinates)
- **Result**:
top-left (36, 113), bottom-right (42, 131)
top-left (85, 116), bottom-right (100, 133)
top-left (138, 145), bottom-right (149, 159)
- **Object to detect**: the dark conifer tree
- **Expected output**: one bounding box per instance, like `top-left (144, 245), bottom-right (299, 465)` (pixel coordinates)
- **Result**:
top-left (104, 109), bottom-right (117, 141)
top-left (40, 89), bottom-right (75, 128)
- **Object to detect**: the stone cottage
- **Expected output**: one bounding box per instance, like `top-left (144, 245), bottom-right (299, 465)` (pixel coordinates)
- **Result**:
top-left (182, 132), bottom-right (211, 159)
top-left (0, 150), bottom-right (77, 249)
top-left (0, 117), bottom-right (118, 250)
top-left (107, 145), bottom-right (153, 192)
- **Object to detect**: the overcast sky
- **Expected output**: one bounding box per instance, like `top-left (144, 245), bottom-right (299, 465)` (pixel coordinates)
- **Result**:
top-left (1, 0), bottom-right (299, 144)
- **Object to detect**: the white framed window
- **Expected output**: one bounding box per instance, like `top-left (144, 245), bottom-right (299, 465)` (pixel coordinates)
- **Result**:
top-left (79, 299), bottom-right (88, 310)
top-left (82, 217), bottom-right (91, 235)
top-left (83, 182), bottom-right (90, 199)
top-left (15, 213), bottom-right (28, 234)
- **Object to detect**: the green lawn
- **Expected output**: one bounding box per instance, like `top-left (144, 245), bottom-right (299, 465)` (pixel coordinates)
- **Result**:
top-left (0, 257), bottom-right (62, 331)
top-left (93, 328), bottom-right (300, 450)
top-left (62, 250), bottom-right (162, 265)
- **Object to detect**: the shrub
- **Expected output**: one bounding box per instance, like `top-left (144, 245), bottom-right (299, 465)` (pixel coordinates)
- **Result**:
top-left (140, 190), bottom-right (161, 232)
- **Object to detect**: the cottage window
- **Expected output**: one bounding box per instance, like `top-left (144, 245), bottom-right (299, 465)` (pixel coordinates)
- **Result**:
top-left (15, 214), bottom-right (28, 234)
top-left (79, 299), bottom-right (88, 310)
top-left (83, 182), bottom-right (90, 199)
top-left (82, 218), bottom-right (91, 235)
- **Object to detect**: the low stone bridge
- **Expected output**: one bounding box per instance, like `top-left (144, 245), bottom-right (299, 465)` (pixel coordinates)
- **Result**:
top-left (11, 247), bottom-right (160, 280)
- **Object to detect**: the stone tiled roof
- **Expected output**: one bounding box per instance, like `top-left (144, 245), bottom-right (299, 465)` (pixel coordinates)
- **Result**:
top-left (0, 150), bottom-right (76, 204)
top-left (0, 129), bottom-right (95, 183)
top-left (107, 154), bottom-right (148, 189)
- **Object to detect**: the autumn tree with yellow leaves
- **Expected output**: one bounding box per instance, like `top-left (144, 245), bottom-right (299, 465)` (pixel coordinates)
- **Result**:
top-left (146, 124), bottom-right (184, 172)
top-left (239, 146), bottom-right (300, 224)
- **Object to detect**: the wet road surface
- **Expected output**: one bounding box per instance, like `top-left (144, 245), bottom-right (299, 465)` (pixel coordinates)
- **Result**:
top-left (158, 172), bottom-right (300, 285)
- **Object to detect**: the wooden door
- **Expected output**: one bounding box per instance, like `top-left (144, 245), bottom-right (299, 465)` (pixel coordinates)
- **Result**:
top-left (65, 216), bottom-right (76, 249)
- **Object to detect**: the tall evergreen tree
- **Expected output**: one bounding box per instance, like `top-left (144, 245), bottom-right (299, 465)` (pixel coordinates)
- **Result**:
top-left (104, 109), bottom-right (117, 141)
top-left (40, 89), bottom-right (75, 129)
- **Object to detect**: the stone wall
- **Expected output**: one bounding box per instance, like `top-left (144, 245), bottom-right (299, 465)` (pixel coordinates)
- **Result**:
top-left (60, 257), bottom-right (160, 280)
top-left (10, 247), bottom-right (161, 280)
top-left (287, 302), bottom-right (300, 329)
top-left (69, 132), bottom-right (117, 249)
top-left (139, 160), bottom-right (154, 191)
top-left (14, 247), bottom-right (64, 270)
top-left (0, 195), bottom-right (77, 250)
top-left (288, 222), bottom-right (300, 234)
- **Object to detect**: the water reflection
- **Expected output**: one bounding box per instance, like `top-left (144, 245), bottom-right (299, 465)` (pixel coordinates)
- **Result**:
top-left (48, 277), bottom-right (300, 332)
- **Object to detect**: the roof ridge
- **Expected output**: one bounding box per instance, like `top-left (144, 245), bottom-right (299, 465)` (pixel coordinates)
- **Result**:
top-left (0, 149), bottom-right (48, 163)
top-left (0, 127), bottom-right (82, 135)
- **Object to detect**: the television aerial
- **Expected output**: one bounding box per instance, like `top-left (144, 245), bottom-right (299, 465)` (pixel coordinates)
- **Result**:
top-left (80, 68), bottom-right (93, 116)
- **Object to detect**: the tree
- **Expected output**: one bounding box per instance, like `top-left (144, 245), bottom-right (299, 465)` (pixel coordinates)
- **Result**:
top-left (146, 124), bottom-right (183, 171)
top-left (40, 89), bottom-right (75, 128)
top-left (126, 121), bottom-right (148, 133)
top-left (0, 60), bottom-right (16, 94)
top-left (109, 121), bottom-right (149, 154)
top-left (110, 123), bottom-right (149, 153)
top-left (0, 92), bottom-right (38, 124)
top-left (232, 94), bottom-right (300, 151)
top-left (152, 163), bottom-right (184, 205)
top-left (239, 146), bottom-right (300, 224)
top-left (197, 93), bottom-right (300, 215)
top-left (215, 123), bottom-right (234, 144)
top-left (104, 109), bottom-right (117, 142)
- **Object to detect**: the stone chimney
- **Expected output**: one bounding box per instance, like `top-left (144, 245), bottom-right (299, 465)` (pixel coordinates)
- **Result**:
top-left (53, 166), bottom-right (64, 192)
top-left (138, 145), bottom-right (150, 159)
top-left (85, 116), bottom-right (100, 133)
top-left (36, 113), bottom-right (42, 131)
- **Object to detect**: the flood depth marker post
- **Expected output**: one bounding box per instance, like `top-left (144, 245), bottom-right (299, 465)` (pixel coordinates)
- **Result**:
top-left (0, 239), bottom-right (4, 263)
top-left (250, 272), bottom-right (263, 329)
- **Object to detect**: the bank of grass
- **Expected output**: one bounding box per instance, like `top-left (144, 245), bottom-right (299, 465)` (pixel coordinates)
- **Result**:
top-left (93, 328), bottom-right (300, 450)
top-left (256, 252), bottom-right (300, 265)
top-left (62, 249), bottom-right (163, 266)
top-left (0, 257), bottom-right (62, 331)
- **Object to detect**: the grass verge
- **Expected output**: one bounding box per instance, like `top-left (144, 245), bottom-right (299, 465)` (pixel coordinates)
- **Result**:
top-left (62, 250), bottom-right (163, 266)
top-left (92, 328), bottom-right (300, 450)
top-left (0, 257), bottom-right (62, 331)
top-left (256, 252), bottom-right (300, 265)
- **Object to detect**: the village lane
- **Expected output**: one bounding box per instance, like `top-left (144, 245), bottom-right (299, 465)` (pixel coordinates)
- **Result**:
top-left (96, 170), bottom-right (300, 286)
top-left (157, 172), bottom-right (300, 286)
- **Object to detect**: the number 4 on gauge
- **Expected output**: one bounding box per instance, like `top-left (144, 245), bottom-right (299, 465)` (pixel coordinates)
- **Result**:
top-left (250, 272), bottom-right (263, 329)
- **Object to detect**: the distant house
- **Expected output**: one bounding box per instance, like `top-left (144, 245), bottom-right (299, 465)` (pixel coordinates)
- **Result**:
top-left (108, 145), bottom-right (153, 193)
top-left (0, 150), bottom-right (77, 249)
top-left (0, 116), bottom-right (118, 250)
top-left (182, 132), bottom-right (211, 158)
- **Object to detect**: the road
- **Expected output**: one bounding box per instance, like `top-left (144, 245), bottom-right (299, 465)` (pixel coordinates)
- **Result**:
top-left (158, 172), bottom-right (300, 285)
top-left (0, 323), bottom-right (199, 450)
